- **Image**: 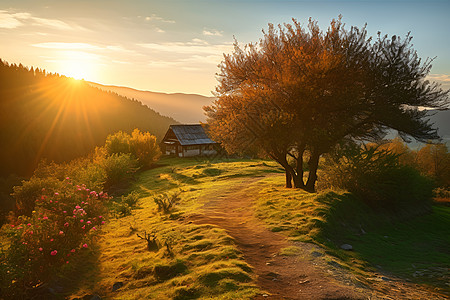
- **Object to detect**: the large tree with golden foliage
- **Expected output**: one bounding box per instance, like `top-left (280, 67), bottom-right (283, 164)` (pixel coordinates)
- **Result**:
top-left (205, 17), bottom-right (449, 192)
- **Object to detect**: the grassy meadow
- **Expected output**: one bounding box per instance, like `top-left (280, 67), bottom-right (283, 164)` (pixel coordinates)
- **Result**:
top-left (61, 157), bottom-right (449, 299)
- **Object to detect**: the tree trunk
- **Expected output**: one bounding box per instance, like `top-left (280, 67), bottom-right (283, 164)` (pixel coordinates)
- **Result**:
top-left (292, 145), bottom-right (305, 189)
top-left (285, 169), bottom-right (292, 188)
top-left (305, 151), bottom-right (320, 192)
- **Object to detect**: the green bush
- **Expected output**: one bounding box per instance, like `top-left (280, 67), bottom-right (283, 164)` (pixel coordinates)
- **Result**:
top-left (130, 129), bottom-right (161, 168)
top-left (154, 191), bottom-right (181, 214)
top-left (99, 153), bottom-right (139, 189)
top-left (12, 177), bottom-right (64, 217)
top-left (104, 129), bottom-right (161, 168)
top-left (66, 157), bottom-right (106, 192)
top-left (1, 181), bottom-right (108, 298)
top-left (110, 191), bottom-right (141, 217)
top-left (322, 143), bottom-right (434, 213)
top-left (122, 191), bottom-right (140, 207)
top-left (105, 130), bottom-right (131, 155)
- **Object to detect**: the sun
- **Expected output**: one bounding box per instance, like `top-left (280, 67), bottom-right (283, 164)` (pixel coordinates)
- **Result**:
top-left (63, 61), bottom-right (86, 80)
top-left (59, 50), bottom-right (97, 80)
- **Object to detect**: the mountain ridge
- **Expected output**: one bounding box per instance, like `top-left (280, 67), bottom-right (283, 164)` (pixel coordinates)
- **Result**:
top-left (87, 81), bottom-right (215, 124)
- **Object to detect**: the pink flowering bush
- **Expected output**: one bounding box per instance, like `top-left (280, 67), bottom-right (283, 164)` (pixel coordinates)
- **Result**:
top-left (0, 178), bottom-right (109, 298)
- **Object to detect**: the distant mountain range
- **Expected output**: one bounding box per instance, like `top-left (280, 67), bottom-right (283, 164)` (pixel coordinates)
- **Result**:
top-left (89, 81), bottom-right (449, 146)
top-left (87, 82), bottom-right (214, 124)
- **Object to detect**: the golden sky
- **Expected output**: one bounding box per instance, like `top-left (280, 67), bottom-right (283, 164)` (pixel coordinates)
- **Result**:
top-left (1, 0), bottom-right (449, 96)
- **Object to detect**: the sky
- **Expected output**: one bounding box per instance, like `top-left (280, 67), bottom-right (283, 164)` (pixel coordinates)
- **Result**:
top-left (1, 0), bottom-right (449, 96)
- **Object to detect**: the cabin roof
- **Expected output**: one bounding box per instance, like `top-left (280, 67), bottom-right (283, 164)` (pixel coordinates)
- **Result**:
top-left (163, 124), bottom-right (217, 146)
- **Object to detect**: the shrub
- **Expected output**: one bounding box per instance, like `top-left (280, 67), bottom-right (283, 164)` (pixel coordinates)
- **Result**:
top-left (12, 176), bottom-right (64, 217)
top-left (122, 191), bottom-right (140, 207)
top-left (105, 130), bottom-right (131, 155)
top-left (99, 153), bottom-right (139, 189)
top-left (322, 143), bottom-right (434, 213)
top-left (0, 180), bottom-right (109, 298)
top-left (130, 129), bottom-right (161, 168)
top-left (154, 191), bottom-right (181, 214)
top-left (66, 157), bottom-right (107, 192)
top-left (104, 129), bottom-right (161, 168)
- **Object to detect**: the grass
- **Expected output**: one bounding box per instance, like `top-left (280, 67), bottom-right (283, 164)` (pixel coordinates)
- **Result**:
top-left (253, 174), bottom-right (450, 293)
top-left (70, 157), bottom-right (282, 299)
top-left (53, 156), bottom-right (448, 297)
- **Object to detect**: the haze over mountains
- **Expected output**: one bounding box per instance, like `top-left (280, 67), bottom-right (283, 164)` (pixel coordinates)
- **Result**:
top-left (88, 81), bottom-right (450, 147)
top-left (88, 82), bottom-right (214, 124)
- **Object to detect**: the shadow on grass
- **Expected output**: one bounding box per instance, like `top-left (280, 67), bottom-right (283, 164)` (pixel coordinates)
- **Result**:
top-left (316, 192), bottom-right (450, 292)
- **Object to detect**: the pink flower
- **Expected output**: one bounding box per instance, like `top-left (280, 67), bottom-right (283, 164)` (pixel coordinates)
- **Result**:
top-left (75, 205), bottom-right (81, 209)
top-left (29, 231), bottom-right (33, 234)
top-left (81, 201), bottom-right (85, 204)
top-left (66, 177), bottom-right (70, 180)
top-left (27, 223), bottom-right (31, 226)
top-left (54, 192), bottom-right (59, 196)
top-left (70, 249), bottom-right (76, 253)
top-left (82, 244), bottom-right (88, 248)
top-left (80, 219), bottom-right (84, 223)
top-left (10, 224), bottom-right (14, 228)
top-left (50, 250), bottom-right (57, 256)
top-left (63, 211), bottom-right (67, 214)
top-left (39, 247), bottom-right (43, 251)
top-left (43, 216), bottom-right (48, 220)
top-left (98, 216), bottom-right (102, 219)
top-left (59, 231), bottom-right (64, 235)
top-left (87, 221), bottom-right (92, 225)
top-left (101, 221), bottom-right (105, 225)
top-left (92, 227), bottom-right (97, 231)
top-left (50, 239), bottom-right (54, 242)
top-left (82, 225), bottom-right (85, 229)
top-left (66, 261), bottom-right (69, 264)
top-left (64, 222), bottom-right (69, 227)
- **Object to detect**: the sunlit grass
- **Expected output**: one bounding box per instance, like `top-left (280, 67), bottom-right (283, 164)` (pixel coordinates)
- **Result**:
top-left (71, 157), bottom-right (282, 299)
top-left (69, 157), bottom-right (449, 297)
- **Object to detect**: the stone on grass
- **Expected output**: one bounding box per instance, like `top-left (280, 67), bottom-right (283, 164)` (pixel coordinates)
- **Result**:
top-left (340, 244), bottom-right (353, 251)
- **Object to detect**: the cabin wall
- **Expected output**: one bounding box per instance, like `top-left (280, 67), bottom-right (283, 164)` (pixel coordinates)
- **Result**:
top-left (177, 145), bottom-right (217, 157)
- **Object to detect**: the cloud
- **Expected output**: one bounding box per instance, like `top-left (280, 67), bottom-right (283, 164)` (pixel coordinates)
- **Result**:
top-left (203, 29), bottom-right (223, 37)
top-left (145, 14), bottom-right (175, 24)
top-left (32, 42), bottom-right (101, 50)
top-left (427, 74), bottom-right (450, 90)
top-left (155, 27), bottom-right (165, 33)
top-left (137, 39), bottom-right (231, 56)
top-left (0, 10), bottom-right (26, 28)
top-left (428, 74), bottom-right (450, 82)
top-left (0, 9), bottom-right (82, 31)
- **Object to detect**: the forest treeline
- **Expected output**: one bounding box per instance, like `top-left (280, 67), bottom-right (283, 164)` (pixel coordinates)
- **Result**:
top-left (0, 59), bottom-right (177, 178)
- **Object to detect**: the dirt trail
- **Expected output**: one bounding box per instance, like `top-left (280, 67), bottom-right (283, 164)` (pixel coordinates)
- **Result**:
top-left (188, 177), bottom-right (366, 299)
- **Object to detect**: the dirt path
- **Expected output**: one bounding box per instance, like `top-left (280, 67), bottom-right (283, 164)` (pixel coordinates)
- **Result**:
top-left (187, 176), bottom-right (449, 300)
top-left (188, 177), bottom-right (366, 299)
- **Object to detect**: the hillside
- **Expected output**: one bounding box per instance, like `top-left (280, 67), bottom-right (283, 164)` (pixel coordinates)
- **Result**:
top-left (0, 60), bottom-right (177, 177)
top-left (67, 157), bottom-right (449, 299)
top-left (87, 82), bottom-right (214, 124)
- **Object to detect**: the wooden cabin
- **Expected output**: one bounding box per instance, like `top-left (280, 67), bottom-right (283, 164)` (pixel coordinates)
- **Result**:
top-left (161, 124), bottom-right (218, 157)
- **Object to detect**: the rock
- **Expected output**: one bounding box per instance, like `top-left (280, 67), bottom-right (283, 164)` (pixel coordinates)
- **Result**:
top-left (262, 294), bottom-right (269, 297)
top-left (112, 282), bottom-right (124, 292)
top-left (311, 251), bottom-right (324, 257)
top-left (340, 244), bottom-right (353, 251)
top-left (328, 261), bottom-right (342, 269)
